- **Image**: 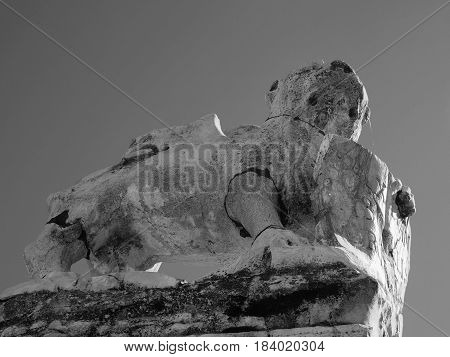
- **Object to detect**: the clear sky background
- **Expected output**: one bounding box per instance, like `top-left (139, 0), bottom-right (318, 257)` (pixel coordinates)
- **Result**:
top-left (0, 0), bottom-right (449, 336)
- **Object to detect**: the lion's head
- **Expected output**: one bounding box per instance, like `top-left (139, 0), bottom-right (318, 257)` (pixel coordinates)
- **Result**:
top-left (266, 60), bottom-right (370, 141)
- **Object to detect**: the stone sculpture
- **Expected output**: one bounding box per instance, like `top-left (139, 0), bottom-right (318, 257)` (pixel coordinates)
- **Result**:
top-left (0, 60), bottom-right (415, 337)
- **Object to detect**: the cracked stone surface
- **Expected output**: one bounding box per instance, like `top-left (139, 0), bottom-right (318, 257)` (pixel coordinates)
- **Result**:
top-left (0, 264), bottom-right (377, 337)
top-left (0, 60), bottom-right (415, 337)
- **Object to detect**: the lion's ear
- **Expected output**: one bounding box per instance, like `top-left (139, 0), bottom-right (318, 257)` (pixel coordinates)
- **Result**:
top-left (265, 79), bottom-right (279, 107)
top-left (362, 106), bottom-right (371, 125)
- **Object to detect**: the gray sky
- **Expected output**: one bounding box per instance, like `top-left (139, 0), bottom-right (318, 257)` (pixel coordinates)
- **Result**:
top-left (0, 0), bottom-right (449, 336)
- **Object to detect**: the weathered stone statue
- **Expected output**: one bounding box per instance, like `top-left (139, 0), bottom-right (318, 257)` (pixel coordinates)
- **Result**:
top-left (0, 61), bottom-right (415, 337)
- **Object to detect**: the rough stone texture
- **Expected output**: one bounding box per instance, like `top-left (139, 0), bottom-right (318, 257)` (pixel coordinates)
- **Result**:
top-left (24, 222), bottom-right (88, 278)
top-left (0, 271), bottom-right (182, 300)
top-left (202, 324), bottom-right (370, 337)
top-left (0, 60), bottom-right (415, 337)
top-left (1, 265), bottom-right (375, 337)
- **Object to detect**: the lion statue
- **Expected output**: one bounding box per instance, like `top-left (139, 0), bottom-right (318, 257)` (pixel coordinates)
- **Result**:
top-left (24, 60), bottom-right (415, 279)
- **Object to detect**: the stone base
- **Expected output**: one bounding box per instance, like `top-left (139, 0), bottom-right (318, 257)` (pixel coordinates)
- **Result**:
top-left (1, 261), bottom-right (390, 337)
top-left (201, 324), bottom-right (371, 337)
